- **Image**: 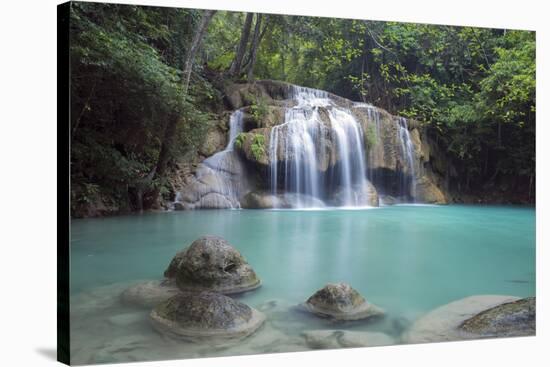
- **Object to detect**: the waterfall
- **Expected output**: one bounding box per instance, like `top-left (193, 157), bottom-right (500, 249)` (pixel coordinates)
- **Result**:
top-left (268, 86), bottom-right (371, 208)
top-left (396, 117), bottom-right (416, 200)
top-left (175, 110), bottom-right (245, 209)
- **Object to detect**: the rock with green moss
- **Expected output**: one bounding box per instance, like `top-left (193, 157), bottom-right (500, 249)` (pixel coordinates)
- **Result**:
top-left (172, 236), bottom-right (261, 294)
top-left (234, 130), bottom-right (270, 166)
top-left (150, 291), bottom-right (265, 342)
top-left (242, 105), bottom-right (286, 130)
top-left (300, 283), bottom-right (385, 321)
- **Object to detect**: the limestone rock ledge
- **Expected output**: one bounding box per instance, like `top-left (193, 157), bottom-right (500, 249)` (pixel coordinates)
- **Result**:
top-left (402, 295), bottom-right (535, 343)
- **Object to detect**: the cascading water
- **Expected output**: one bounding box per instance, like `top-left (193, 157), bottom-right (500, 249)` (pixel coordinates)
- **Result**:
top-left (175, 110), bottom-right (245, 209)
top-left (397, 117), bottom-right (416, 200)
top-left (268, 86), bottom-right (371, 208)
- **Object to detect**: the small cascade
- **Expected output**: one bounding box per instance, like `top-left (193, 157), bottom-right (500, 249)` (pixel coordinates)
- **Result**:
top-left (396, 117), bottom-right (416, 200)
top-left (327, 108), bottom-right (369, 206)
top-left (355, 103), bottom-right (384, 186)
top-left (268, 86), bottom-right (371, 208)
top-left (175, 110), bottom-right (246, 209)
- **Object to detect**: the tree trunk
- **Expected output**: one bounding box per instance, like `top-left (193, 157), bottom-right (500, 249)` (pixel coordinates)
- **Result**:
top-left (497, 122), bottom-right (502, 148)
top-left (246, 14), bottom-right (263, 81)
top-left (229, 13), bottom-right (253, 77)
top-left (182, 9), bottom-right (217, 94)
top-left (141, 9), bottom-right (216, 209)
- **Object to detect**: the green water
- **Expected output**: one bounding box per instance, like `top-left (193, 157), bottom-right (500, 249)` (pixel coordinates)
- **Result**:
top-left (70, 205), bottom-right (535, 364)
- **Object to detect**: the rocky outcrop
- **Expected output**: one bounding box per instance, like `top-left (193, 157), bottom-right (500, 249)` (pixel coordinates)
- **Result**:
top-left (150, 291), bottom-right (265, 342)
top-left (171, 236), bottom-right (261, 294)
top-left (198, 123), bottom-right (227, 157)
top-left (241, 190), bottom-right (326, 209)
top-left (332, 181), bottom-right (379, 207)
top-left (403, 295), bottom-right (535, 343)
top-left (302, 330), bottom-right (393, 349)
top-left (120, 279), bottom-right (180, 308)
top-left (300, 283), bottom-right (384, 321)
top-left (175, 80), bottom-right (450, 209)
top-left (174, 150), bottom-right (248, 210)
top-left (414, 175), bottom-right (447, 204)
top-left (225, 80), bottom-right (291, 110)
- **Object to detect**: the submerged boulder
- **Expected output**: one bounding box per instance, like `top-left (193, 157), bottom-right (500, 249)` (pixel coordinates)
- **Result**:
top-left (120, 279), bottom-right (180, 308)
top-left (459, 297), bottom-right (535, 337)
top-left (301, 283), bottom-right (384, 321)
top-left (150, 291), bottom-right (265, 342)
top-left (302, 330), bottom-right (393, 349)
top-left (171, 236), bottom-right (261, 294)
top-left (403, 295), bottom-right (534, 343)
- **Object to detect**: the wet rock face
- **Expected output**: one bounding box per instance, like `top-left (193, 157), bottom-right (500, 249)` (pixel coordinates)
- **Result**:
top-left (150, 291), bottom-right (265, 341)
top-left (459, 297), bottom-right (535, 337)
top-left (241, 191), bottom-right (326, 209)
top-left (172, 236), bottom-right (261, 294)
top-left (332, 181), bottom-right (379, 207)
top-left (174, 151), bottom-right (247, 210)
top-left (302, 283), bottom-right (384, 321)
top-left (414, 175), bottom-right (447, 204)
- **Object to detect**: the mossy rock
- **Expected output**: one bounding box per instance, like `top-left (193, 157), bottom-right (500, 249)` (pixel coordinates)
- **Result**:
top-left (300, 283), bottom-right (385, 321)
top-left (150, 291), bottom-right (265, 342)
top-left (242, 105), bottom-right (286, 130)
top-left (170, 235), bottom-right (261, 294)
top-left (234, 130), bottom-right (270, 166)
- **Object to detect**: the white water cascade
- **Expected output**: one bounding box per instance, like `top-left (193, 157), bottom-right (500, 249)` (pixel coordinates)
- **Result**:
top-left (268, 86), bottom-right (371, 208)
top-left (175, 110), bottom-right (245, 209)
top-left (397, 117), bottom-right (416, 200)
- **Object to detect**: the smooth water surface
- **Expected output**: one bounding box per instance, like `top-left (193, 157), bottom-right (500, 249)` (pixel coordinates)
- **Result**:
top-left (70, 205), bottom-right (535, 364)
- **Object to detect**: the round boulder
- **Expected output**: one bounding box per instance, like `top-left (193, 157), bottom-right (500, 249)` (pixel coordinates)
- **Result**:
top-left (171, 236), bottom-right (261, 294)
top-left (301, 283), bottom-right (384, 321)
top-left (150, 291), bottom-right (265, 342)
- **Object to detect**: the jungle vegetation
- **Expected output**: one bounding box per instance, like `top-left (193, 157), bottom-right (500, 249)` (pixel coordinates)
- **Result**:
top-left (68, 2), bottom-right (535, 216)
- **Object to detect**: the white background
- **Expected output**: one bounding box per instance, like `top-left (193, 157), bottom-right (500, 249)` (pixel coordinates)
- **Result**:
top-left (0, 0), bottom-right (547, 366)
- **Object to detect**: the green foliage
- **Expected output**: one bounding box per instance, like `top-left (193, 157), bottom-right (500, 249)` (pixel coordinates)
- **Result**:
top-left (233, 133), bottom-right (265, 160)
top-left (249, 95), bottom-right (269, 123)
top-left (234, 133), bottom-right (246, 150)
top-left (70, 2), bottom-right (536, 214)
top-left (70, 2), bottom-right (218, 215)
top-left (251, 134), bottom-right (266, 161)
